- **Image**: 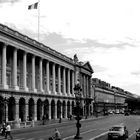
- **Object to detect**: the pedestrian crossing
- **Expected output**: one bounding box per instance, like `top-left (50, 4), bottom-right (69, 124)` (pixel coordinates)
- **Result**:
top-left (0, 136), bottom-right (46, 140)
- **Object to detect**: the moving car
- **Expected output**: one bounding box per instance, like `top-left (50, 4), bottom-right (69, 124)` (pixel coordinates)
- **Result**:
top-left (108, 125), bottom-right (128, 140)
top-left (136, 128), bottom-right (140, 140)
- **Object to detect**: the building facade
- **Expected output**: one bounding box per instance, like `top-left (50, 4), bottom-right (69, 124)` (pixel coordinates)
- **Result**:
top-left (0, 24), bottom-right (93, 124)
top-left (91, 78), bottom-right (127, 115)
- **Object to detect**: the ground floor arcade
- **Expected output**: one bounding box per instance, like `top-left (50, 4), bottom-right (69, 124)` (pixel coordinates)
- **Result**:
top-left (0, 91), bottom-right (92, 124)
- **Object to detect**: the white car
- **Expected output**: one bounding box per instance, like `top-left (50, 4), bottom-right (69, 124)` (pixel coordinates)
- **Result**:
top-left (108, 125), bottom-right (128, 140)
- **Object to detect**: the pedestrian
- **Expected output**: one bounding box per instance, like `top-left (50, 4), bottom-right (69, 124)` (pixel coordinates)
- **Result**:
top-left (5, 123), bottom-right (13, 139)
top-left (1, 122), bottom-right (6, 136)
top-left (59, 116), bottom-right (62, 123)
top-left (53, 128), bottom-right (61, 140)
top-left (42, 114), bottom-right (46, 125)
top-left (69, 114), bottom-right (72, 120)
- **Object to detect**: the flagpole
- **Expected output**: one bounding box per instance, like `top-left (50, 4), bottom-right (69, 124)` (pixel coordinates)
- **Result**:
top-left (38, 0), bottom-right (40, 42)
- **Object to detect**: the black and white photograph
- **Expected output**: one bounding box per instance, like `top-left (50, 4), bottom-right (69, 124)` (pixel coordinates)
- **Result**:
top-left (0, 0), bottom-right (140, 140)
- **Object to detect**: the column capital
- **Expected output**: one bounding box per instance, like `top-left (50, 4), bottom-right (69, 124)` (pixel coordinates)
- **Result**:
top-left (3, 42), bottom-right (8, 47)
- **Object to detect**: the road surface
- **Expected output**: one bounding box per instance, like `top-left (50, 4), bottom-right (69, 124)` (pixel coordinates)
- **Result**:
top-left (0, 114), bottom-right (139, 140)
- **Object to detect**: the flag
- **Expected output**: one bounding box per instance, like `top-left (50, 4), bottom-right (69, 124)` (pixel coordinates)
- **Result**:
top-left (28, 2), bottom-right (38, 10)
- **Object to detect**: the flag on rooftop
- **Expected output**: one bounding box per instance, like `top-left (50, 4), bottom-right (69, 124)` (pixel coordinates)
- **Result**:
top-left (28, 2), bottom-right (38, 10)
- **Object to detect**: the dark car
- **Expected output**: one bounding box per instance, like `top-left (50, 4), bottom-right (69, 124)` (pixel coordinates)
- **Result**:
top-left (136, 128), bottom-right (140, 140)
top-left (108, 125), bottom-right (128, 140)
top-left (124, 112), bottom-right (129, 116)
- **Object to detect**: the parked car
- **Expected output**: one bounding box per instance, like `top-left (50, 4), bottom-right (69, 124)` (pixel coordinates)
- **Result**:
top-left (108, 110), bottom-right (114, 114)
top-left (124, 112), bottom-right (129, 116)
top-left (120, 110), bottom-right (124, 114)
top-left (115, 109), bottom-right (120, 114)
top-left (136, 128), bottom-right (140, 140)
top-left (133, 109), bottom-right (140, 115)
top-left (108, 125), bottom-right (128, 140)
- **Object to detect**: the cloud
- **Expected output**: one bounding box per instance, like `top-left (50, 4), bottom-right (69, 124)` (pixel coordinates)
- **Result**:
top-left (39, 32), bottom-right (137, 55)
top-left (0, 0), bottom-right (20, 4)
top-left (92, 65), bottom-right (107, 73)
top-left (123, 83), bottom-right (140, 95)
top-left (1, 0), bottom-right (140, 96)
top-left (131, 71), bottom-right (140, 76)
top-left (82, 39), bottom-right (137, 49)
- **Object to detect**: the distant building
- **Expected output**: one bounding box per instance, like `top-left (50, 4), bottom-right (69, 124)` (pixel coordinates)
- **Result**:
top-left (0, 24), bottom-right (93, 124)
top-left (91, 78), bottom-right (133, 114)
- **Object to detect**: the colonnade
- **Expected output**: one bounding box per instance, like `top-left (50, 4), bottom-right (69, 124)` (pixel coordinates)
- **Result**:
top-left (0, 43), bottom-right (90, 97)
top-left (0, 41), bottom-right (92, 124)
top-left (0, 95), bottom-right (76, 122)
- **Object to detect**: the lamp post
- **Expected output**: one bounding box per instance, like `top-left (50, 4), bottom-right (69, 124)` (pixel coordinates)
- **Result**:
top-left (74, 81), bottom-right (82, 139)
top-left (3, 97), bottom-right (8, 123)
top-left (85, 97), bottom-right (88, 119)
top-left (114, 90), bottom-right (117, 113)
top-left (103, 99), bottom-right (108, 116)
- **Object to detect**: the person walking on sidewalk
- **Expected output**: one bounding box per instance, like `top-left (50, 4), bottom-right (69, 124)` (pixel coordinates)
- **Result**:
top-left (5, 123), bottom-right (13, 139)
top-left (1, 122), bottom-right (6, 136)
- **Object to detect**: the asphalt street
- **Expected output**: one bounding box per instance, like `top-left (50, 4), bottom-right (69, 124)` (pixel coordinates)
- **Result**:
top-left (0, 114), bottom-right (140, 140)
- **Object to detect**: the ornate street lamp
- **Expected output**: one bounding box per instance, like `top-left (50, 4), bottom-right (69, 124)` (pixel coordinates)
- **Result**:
top-left (74, 81), bottom-right (82, 139)
top-left (114, 89), bottom-right (117, 113)
top-left (3, 97), bottom-right (8, 123)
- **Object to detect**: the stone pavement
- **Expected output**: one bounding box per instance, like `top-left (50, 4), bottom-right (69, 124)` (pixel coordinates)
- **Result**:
top-left (11, 115), bottom-right (108, 135)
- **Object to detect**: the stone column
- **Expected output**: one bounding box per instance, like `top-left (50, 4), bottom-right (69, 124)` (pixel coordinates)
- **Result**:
top-left (52, 63), bottom-right (56, 94)
top-left (65, 102), bottom-right (67, 119)
top-left (89, 77), bottom-right (91, 98)
top-left (13, 48), bottom-right (19, 90)
top-left (2, 44), bottom-right (8, 89)
top-left (32, 55), bottom-right (36, 92)
top-left (84, 75), bottom-right (86, 97)
top-left (70, 103), bottom-right (72, 116)
top-left (15, 103), bottom-right (19, 121)
top-left (23, 52), bottom-right (28, 91)
top-left (49, 103), bottom-right (51, 120)
top-left (87, 76), bottom-right (89, 97)
top-left (55, 103), bottom-right (57, 119)
top-left (82, 75), bottom-right (84, 97)
top-left (60, 104), bottom-right (62, 118)
top-left (39, 58), bottom-right (43, 92)
top-left (67, 69), bottom-right (70, 96)
top-left (72, 71), bottom-right (75, 96)
top-left (5, 103), bottom-right (8, 122)
top-left (25, 103), bottom-right (28, 121)
top-left (63, 67), bottom-right (66, 95)
top-left (46, 61), bottom-right (50, 94)
top-left (15, 100), bottom-right (20, 128)
top-left (58, 65), bottom-right (61, 95)
top-left (34, 103), bottom-right (37, 121)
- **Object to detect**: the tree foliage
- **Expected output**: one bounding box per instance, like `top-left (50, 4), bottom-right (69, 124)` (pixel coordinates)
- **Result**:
top-left (125, 97), bottom-right (140, 111)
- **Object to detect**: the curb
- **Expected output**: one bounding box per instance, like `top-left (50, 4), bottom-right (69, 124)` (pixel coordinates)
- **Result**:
top-left (12, 115), bottom-right (110, 134)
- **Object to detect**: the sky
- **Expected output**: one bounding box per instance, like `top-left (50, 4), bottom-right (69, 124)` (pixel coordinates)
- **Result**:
top-left (0, 0), bottom-right (140, 95)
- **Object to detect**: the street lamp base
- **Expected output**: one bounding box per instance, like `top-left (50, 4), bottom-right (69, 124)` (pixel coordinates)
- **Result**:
top-left (74, 136), bottom-right (82, 139)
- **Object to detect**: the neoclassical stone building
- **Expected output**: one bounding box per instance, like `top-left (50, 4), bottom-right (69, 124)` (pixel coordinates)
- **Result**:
top-left (0, 24), bottom-right (93, 123)
top-left (91, 78), bottom-right (128, 115)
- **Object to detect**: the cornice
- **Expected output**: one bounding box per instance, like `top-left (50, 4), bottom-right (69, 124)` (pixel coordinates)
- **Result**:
top-left (0, 24), bottom-right (75, 65)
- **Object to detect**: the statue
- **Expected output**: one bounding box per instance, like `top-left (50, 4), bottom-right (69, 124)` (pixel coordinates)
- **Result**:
top-left (73, 54), bottom-right (79, 63)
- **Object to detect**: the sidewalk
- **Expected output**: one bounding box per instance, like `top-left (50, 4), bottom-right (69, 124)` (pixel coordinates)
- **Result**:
top-left (11, 115), bottom-right (108, 135)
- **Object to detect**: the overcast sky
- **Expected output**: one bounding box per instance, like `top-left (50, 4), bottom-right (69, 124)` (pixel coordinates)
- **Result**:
top-left (0, 0), bottom-right (140, 95)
